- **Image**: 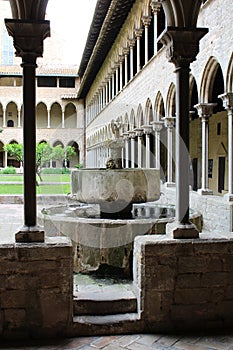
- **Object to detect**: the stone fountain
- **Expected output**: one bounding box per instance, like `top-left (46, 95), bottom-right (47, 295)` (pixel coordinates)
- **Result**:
top-left (40, 122), bottom-right (167, 275)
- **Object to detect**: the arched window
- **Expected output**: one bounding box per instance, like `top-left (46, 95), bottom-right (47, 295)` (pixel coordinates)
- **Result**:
top-left (7, 120), bottom-right (14, 127)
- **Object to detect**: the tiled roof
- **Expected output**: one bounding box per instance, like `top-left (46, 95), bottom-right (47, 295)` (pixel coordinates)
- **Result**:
top-left (77, 0), bottom-right (136, 99)
top-left (0, 64), bottom-right (78, 77)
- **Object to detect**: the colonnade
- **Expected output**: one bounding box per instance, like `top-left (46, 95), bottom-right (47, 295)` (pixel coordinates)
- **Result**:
top-left (86, 2), bottom-right (164, 125)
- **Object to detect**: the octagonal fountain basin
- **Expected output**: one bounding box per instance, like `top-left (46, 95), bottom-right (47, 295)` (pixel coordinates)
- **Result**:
top-left (39, 202), bottom-right (203, 275)
top-left (71, 168), bottom-right (160, 219)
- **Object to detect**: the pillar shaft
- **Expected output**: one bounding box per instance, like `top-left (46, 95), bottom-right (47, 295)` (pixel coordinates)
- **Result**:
top-left (160, 27), bottom-right (208, 238)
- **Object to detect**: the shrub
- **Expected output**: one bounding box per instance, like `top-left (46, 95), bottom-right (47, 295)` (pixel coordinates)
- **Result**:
top-left (41, 167), bottom-right (71, 174)
top-left (1, 166), bottom-right (16, 174)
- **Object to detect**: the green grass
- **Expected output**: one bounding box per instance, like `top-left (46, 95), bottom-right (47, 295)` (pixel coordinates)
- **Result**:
top-left (0, 174), bottom-right (70, 183)
top-left (0, 183), bottom-right (70, 194)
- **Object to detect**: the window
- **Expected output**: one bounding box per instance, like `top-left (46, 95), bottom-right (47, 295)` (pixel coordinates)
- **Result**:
top-left (2, 28), bottom-right (14, 65)
top-left (59, 78), bottom-right (75, 88)
top-left (37, 77), bottom-right (57, 87)
top-left (7, 120), bottom-right (14, 127)
top-left (217, 122), bottom-right (221, 135)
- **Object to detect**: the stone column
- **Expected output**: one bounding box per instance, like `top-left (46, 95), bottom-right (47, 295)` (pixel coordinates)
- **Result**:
top-left (115, 64), bottom-right (119, 94)
top-left (123, 132), bottom-right (130, 168)
top-left (111, 69), bottom-right (115, 98)
top-left (135, 28), bottom-right (143, 73)
top-left (5, 19), bottom-right (50, 242)
top-left (163, 117), bottom-right (175, 186)
top-left (142, 16), bottom-right (152, 64)
top-left (151, 120), bottom-right (163, 169)
top-left (62, 108), bottom-right (65, 128)
top-left (3, 108), bottom-right (6, 128)
top-left (219, 93), bottom-right (233, 200)
top-left (129, 130), bottom-right (136, 168)
top-left (129, 38), bottom-right (135, 80)
top-left (195, 103), bottom-right (216, 195)
top-left (150, 1), bottom-right (161, 55)
top-left (142, 125), bottom-right (152, 168)
top-left (123, 47), bottom-right (129, 85)
top-left (17, 108), bottom-right (21, 127)
top-left (119, 55), bottom-right (123, 90)
top-left (135, 128), bottom-right (144, 168)
top-left (4, 150), bottom-right (7, 168)
top-left (160, 27), bottom-right (207, 238)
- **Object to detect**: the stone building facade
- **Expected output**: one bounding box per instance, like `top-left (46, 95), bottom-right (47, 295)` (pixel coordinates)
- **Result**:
top-left (78, 0), bottom-right (233, 198)
top-left (0, 1), bottom-right (83, 169)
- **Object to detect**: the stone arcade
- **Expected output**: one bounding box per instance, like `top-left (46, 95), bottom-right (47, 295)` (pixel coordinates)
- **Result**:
top-left (1, 0), bottom-right (233, 341)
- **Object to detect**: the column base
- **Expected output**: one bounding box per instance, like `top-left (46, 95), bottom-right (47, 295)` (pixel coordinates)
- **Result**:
top-left (15, 225), bottom-right (45, 243)
top-left (198, 188), bottom-right (213, 195)
top-left (224, 193), bottom-right (233, 201)
top-left (165, 182), bottom-right (175, 188)
top-left (166, 221), bottom-right (199, 239)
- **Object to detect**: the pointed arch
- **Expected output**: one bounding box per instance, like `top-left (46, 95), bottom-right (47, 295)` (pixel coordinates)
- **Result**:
top-left (200, 57), bottom-right (224, 102)
top-left (130, 109), bottom-right (136, 130)
top-left (226, 53), bottom-right (233, 93)
top-left (154, 91), bottom-right (165, 121)
top-left (137, 104), bottom-right (144, 127)
top-left (166, 83), bottom-right (176, 117)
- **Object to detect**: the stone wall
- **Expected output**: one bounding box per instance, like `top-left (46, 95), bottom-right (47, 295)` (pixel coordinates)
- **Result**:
top-left (0, 237), bottom-right (73, 340)
top-left (158, 185), bottom-right (233, 233)
top-left (134, 235), bottom-right (233, 332)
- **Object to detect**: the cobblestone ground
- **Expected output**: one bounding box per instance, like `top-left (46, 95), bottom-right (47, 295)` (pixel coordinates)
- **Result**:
top-left (1, 333), bottom-right (233, 350)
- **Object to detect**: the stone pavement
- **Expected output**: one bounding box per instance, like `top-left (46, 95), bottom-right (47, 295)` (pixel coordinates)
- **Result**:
top-left (1, 204), bottom-right (233, 349)
top-left (1, 333), bottom-right (233, 350)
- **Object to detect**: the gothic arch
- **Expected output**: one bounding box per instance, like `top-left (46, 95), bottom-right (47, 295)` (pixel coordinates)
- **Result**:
top-left (137, 104), bottom-right (144, 127)
top-left (166, 83), bottom-right (176, 117)
top-left (226, 53), bottom-right (233, 93)
top-left (145, 98), bottom-right (153, 124)
top-left (200, 57), bottom-right (223, 103)
top-left (154, 91), bottom-right (165, 121)
top-left (130, 109), bottom-right (136, 130)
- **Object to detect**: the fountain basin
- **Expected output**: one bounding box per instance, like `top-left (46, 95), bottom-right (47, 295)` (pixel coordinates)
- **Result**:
top-left (39, 203), bottom-right (202, 274)
top-left (71, 168), bottom-right (160, 218)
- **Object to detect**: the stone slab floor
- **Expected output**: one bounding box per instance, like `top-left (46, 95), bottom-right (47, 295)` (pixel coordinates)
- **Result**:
top-left (1, 205), bottom-right (233, 349)
top-left (1, 334), bottom-right (233, 350)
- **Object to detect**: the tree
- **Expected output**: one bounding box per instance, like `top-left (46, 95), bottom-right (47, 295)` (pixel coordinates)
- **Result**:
top-left (4, 142), bottom-right (76, 183)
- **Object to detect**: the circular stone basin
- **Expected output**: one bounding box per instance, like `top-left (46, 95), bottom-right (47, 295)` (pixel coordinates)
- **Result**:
top-left (71, 168), bottom-right (160, 218)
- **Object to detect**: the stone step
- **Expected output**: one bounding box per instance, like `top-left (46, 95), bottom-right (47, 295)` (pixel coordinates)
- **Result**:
top-left (73, 288), bottom-right (137, 316)
top-left (72, 313), bottom-right (142, 336)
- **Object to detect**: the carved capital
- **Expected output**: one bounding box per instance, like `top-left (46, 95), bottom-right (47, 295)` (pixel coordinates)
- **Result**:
top-left (219, 93), bottom-right (233, 111)
top-left (163, 116), bottom-right (175, 128)
top-left (159, 27), bottom-right (208, 67)
top-left (128, 37), bottom-right (136, 48)
top-left (142, 15), bottom-right (152, 27)
top-left (194, 103), bottom-right (217, 120)
top-left (123, 132), bottom-right (130, 141)
top-left (135, 28), bottom-right (143, 39)
top-left (123, 47), bottom-right (129, 56)
top-left (142, 125), bottom-right (152, 134)
top-left (134, 128), bottom-right (144, 137)
top-left (150, 1), bottom-right (161, 14)
top-left (151, 120), bottom-right (163, 132)
top-left (5, 19), bottom-right (50, 64)
top-left (128, 130), bottom-right (136, 139)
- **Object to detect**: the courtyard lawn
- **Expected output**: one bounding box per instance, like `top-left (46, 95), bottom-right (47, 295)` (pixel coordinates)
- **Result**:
top-left (0, 174), bottom-right (70, 183)
top-left (0, 183), bottom-right (70, 195)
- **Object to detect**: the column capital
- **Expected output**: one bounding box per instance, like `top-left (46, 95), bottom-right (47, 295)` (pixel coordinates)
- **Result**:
top-left (128, 130), bottom-right (136, 139)
top-left (142, 15), bottom-right (152, 27)
top-left (194, 103), bottom-right (217, 119)
top-left (159, 27), bottom-right (208, 67)
top-left (163, 116), bottom-right (175, 128)
top-left (123, 132), bottom-right (130, 141)
top-left (151, 120), bottom-right (163, 132)
top-left (128, 37), bottom-right (136, 48)
top-left (134, 128), bottom-right (144, 137)
top-left (5, 19), bottom-right (50, 64)
top-left (142, 125), bottom-right (152, 134)
top-left (123, 47), bottom-right (129, 56)
top-left (134, 28), bottom-right (143, 38)
top-left (150, 0), bottom-right (161, 14)
top-left (219, 93), bottom-right (233, 111)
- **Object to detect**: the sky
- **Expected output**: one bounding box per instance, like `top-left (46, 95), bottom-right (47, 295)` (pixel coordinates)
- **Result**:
top-left (46, 0), bottom-right (97, 65)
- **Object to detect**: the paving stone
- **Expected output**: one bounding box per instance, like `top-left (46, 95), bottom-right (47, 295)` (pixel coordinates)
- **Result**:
top-left (112, 334), bottom-right (141, 347)
top-left (136, 334), bottom-right (163, 345)
top-left (90, 336), bottom-right (118, 349)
